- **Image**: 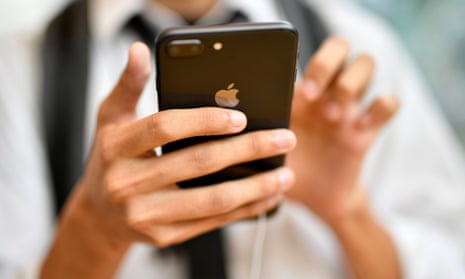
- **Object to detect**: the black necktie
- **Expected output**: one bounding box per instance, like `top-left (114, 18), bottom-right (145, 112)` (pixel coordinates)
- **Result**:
top-left (42, 0), bottom-right (326, 218)
top-left (43, 1), bottom-right (327, 278)
top-left (126, 11), bottom-right (249, 279)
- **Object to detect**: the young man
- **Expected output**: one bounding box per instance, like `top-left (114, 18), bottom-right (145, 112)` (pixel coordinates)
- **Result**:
top-left (1, 0), bottom-right (464, 278)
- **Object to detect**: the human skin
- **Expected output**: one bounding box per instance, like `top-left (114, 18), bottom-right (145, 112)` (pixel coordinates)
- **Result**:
top-left (41, 1), bottom-right (401, 278)
top-left (40, 43), bottom-right (297, 278)
top-left (288, 38), bottom-right (401, 279)
top-left (41, 38), bottom-right (401, 279)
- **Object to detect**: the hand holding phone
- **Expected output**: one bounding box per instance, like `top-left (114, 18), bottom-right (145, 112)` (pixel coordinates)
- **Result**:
top-left (156, 22), bottom-right (298, 188)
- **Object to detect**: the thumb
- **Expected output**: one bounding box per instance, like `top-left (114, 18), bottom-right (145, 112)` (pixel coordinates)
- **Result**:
top-left (98, 42), bottom-right (152, 125)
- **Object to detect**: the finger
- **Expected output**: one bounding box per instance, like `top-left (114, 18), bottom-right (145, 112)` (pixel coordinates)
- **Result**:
top-left (137, 194), bottom-right (284, 248)
top-left (126, 167), bottom-right (294, 226)
top-left (105, 129), bottom-right (296, 201)
top-left (105, 107), bottom-right (247, 158)
top-left (331, 54), bottom-right (375, 106)
top-left (98, 42), bottom-right (151, 125)
top-left (297, 37), bottom-right (350, 101)
top-left (357, 95), bottom-right (400, 130)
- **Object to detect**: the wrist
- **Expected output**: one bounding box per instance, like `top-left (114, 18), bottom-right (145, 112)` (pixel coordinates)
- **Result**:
top-left (315, 184), bottom-right (369, 228)
top-left (324, 187), bottom-right (401, 279)
top-left (327, 192), bottom-right (374, 238)
top-left (67, 183), bottom-right (131, 252)
top-left (41, 183), bottom-right (130, 279)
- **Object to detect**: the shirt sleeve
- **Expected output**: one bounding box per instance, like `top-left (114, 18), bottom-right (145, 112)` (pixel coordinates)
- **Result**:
top-left (364, 40), bottom-right (465, 277)
top-left (314, 1), bottom-right (465, 277)
top-left (0, 34), bottom-right (54, 278)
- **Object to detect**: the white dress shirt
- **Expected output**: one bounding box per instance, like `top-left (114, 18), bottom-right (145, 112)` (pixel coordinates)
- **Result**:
top-left (1, 0), bottom-right (465, 278)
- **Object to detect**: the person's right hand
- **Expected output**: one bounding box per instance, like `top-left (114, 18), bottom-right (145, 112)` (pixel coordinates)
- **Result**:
top-left (287, 38), bottom-right (399, 225)
top-left (68, 42), bottom-right (296, 249)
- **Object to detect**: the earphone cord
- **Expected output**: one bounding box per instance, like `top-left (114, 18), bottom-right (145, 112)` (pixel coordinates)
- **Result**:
top-left (249, 213), bottom-right (268, 279)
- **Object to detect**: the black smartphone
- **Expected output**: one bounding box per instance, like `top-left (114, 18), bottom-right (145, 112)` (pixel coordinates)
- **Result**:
top-left (155, 22), bottom-right (298, 189)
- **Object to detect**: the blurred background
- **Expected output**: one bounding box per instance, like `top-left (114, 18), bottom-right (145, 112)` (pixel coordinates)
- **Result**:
top-left (1, 0), bottom-right (464, 149)
top-left (354, 0), bottom-right (465, 149)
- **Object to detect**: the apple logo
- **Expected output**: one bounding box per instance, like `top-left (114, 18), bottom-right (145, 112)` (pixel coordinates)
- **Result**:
top-left (215, 83), bottom-right (240, 108)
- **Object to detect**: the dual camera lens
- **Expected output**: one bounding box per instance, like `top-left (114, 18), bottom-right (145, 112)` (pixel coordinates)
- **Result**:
top-left (167, 39), bottom-right (223, 57)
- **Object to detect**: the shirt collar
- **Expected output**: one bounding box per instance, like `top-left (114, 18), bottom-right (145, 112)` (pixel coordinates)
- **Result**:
top-left (143, 0), bottom-right (232, 31)
top-left (90, 0), bottom-right (281, 41)
top-left (90, 0), bottom-right (145, 41)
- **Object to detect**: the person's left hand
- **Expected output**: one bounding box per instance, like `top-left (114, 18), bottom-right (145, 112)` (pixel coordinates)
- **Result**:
top-left (286, 37), bottom-right (399, 225)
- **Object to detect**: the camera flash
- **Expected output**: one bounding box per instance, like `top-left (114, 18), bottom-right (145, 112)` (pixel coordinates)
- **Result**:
top-left (213, 42), bottom-right (223, 51)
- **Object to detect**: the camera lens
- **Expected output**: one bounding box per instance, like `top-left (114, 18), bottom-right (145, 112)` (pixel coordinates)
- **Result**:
top-left (167, 39), bottom-right (204, 57)
top-left (169, 46), bottom-right (180, 56)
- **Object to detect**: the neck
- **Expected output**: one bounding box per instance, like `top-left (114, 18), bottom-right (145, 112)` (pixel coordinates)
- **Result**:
top-left (154, 0), bottom-right (218, 21)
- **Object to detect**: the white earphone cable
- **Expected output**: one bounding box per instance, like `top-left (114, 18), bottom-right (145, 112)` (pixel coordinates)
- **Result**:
top-left (249, 213), bottom-right (268, 279)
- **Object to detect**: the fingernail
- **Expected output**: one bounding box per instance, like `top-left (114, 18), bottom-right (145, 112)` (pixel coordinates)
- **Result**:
top-left (277, 168), bottom-right (295, 191)
top-left (302, 79), bottom-right (319, 101)
top-left (272, 130), bottom-right (296, 151)
top-left (229, 111), bottom-right (246, 129)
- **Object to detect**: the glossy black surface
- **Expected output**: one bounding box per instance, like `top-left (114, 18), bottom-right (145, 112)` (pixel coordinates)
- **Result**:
top-left (156, 22), bottom-right (298, 188)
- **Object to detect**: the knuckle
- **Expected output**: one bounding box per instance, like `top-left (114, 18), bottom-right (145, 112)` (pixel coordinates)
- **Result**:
top-left (125, 211), bottom-right (141, 230)
top-left (125, 200), bottom-right (150, 230)
top-left (126, 215), bottom-right (147, 232)
top-left (104, 165), bottom-right (138, 203)
top-left (256, 173), bottom-right (280, 196)
top-left (103, 169), bottom-right (125, 203)
top-left (98, 127), bottom-right (119, 164)
top-left (189, 147), bottom-right (216, 172)
top-left (205, 189), bottom-right (234, 213)
top-left (148, 113), bottom-right (172, 141)
top-left (246, 132), bottom-right (268, 156)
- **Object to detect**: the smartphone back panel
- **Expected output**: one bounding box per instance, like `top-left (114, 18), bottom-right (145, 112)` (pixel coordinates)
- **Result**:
top-left (156, 22), bottom-right (298, 188)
